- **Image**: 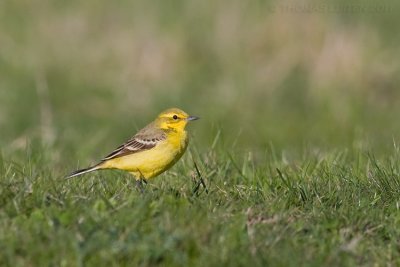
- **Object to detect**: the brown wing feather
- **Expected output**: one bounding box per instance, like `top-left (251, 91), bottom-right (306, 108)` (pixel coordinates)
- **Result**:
top-left (102, 123), bottom-right (166, 161)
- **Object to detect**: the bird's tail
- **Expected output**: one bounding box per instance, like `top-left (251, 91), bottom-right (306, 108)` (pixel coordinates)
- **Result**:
top-left (66, 164), bottom-right (101, 179)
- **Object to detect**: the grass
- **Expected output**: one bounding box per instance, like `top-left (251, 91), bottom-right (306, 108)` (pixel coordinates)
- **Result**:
top-left (2, 143), bottom-right (400, 266)
top-left (1, 0), bottom-right (400, 266)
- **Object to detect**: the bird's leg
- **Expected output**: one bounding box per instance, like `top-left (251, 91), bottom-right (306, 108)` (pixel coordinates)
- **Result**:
top-left (135, 179), bottom-right (145, 193)
top-left (135, 170), bottom-right (147, 193)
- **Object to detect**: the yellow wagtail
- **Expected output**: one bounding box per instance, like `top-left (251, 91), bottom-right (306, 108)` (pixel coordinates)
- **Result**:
top-left (67, 108), bottom-right (199, 185)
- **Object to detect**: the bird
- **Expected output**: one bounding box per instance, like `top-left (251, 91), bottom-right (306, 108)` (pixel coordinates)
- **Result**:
top-left (67, 108), bottom-right (199, 187)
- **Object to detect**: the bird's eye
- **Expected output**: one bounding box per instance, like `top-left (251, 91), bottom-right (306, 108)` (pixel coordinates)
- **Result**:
top-left (173, 115), bottom-right (178, 120)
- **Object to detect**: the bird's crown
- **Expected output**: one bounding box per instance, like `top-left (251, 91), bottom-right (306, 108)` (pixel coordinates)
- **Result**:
top-left (157, 108), bottom-right (189, 120)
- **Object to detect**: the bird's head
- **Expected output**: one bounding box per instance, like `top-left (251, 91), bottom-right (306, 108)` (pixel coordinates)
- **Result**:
top-left (155, 108), bottom-right (199, 132)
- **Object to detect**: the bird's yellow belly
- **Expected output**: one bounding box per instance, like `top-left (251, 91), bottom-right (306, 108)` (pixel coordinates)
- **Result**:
top-left (101, 135), bottom-right (188, 179)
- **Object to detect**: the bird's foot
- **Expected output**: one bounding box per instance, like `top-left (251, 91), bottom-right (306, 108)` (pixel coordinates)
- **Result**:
top-left (135, 178), bottom-right (147, 193)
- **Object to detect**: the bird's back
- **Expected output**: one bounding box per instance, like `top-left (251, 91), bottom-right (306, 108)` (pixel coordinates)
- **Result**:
top-left (101, 129), bottom-right (188, 179)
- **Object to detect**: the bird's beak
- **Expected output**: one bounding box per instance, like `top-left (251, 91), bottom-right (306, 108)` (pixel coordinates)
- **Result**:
top-left (187, 116), bottom-right (199, 121)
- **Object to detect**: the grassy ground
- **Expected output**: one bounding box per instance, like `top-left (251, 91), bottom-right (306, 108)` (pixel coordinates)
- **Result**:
top-left (3, 144), bottom-right (400, 266)
top-left (1, 0), bottom-right (400, 266)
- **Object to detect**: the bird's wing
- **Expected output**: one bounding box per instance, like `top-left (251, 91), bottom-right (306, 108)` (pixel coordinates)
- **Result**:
top-left (102, 124), bottom-right (166, 161)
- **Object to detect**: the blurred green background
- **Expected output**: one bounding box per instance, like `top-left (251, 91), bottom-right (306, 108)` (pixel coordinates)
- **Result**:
top-left (1, 0), bottom-right (400, 163)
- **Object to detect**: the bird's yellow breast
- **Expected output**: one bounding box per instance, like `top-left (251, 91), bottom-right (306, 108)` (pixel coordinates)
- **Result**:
top-left (101, 130), bottom-right (188, 179)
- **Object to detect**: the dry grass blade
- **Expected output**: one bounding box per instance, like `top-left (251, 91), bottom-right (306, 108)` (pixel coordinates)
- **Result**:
top-left (192, 160), bottom-right (208, 195)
